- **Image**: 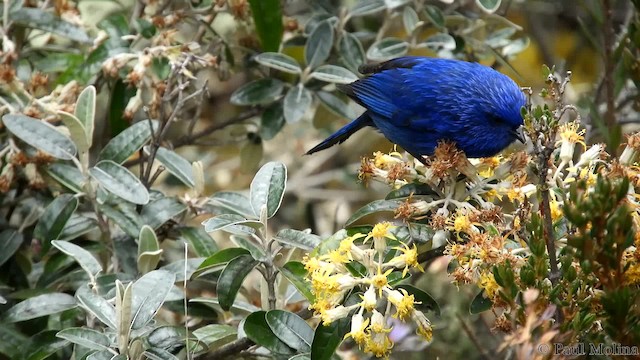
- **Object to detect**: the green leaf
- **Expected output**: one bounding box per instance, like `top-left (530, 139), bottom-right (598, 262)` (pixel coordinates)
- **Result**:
top-left (100, 203), bottom-right (143, 238)
top-left (3, 293), bottom-right (76, 322)
top-left (144, 348), bottom-right (179, 360)
top-left (385, 183), bottom-right (438, 199)
top-left (58, 111), bottom-right (89, 152)
top-left (345, 199), bottom-right (402, 226)
top-left (476, 0), bottom-right (502, 13)
top-left (423, 5), bottom-right (445, 29)
top-left (34, 194), bottom-right (79, 254)
top-left (2, 114), bottom-right (77, 160)
top-left (202, 214), bottom-right (261, 233)
top-left (76, 285), bottom-right (116, 329)
top-left (75, 86), bottom-right (96, 148)
top-left (10, 8), bottom-right (92, 43)
top-left (309, 65), bottom-right (358, 84)
top-left (147, 147), bottom-right (195, 188)
top-left (209, 191), bottom-right (255, 218)
top-left (422, 33), bottom-right (456, 51)
top-left (23, 330), bottom-right (69, 360)
top-left (250, 161), bottom-right (287, 218)
top-left (134, 18), bottom-right (157, 38)
top-left (283, 85), bottom-right (313, 124)
top-left (192, 324), bottom-right (237, 348)
top-left (403, 6), bottom-right (420, 34)
top-left (160, 258), bottom-right (205, 282)
top-left (255, 52), bottom-right (301, 74)
top-left (280, 262), bottom-right (314, 302)
top-left (178, 227), bottom-right (218, 257)
top-left (469, 290), bottom-right (493, 314)
top-left (52, 240), bottom-right (102, 279)
top-left (260, 101), bottom-right (286, 140)
top-left (244, 311), bottom-right (295, 355)
top-left (216, 255), bottom-right (259, 311)
top-left (131, 270), bottom-right (176, 329)
top-left (0, 229), bottom-right (23, 267)
top-left (56, 328), bottom-right (111, 351)
top-left (275, 229), bottom-right (321, 251)
top-left (231, 78), bottom-right (283, 106)
top-left (366, 38), bottom-right (409, 61)
top-left (266, 310), bottom-right (314, 352)
top-left (89, 160), bottom-right (150, 205)
top-left (395, 284), bottom-right (440, 316)
top-left (59, 214), bottom-right (99, 241)
top-left (193, 247), bottom-right (250, 277)
top-left (305, 20), bottom-right (334, 69)
top-left (310, 317), bottom-right (350, 360)
top-left (98, 120), bottom-right (158, 164)
top-left (316, 91), bottom-right (356, 119)
top-left (348, 0), bottom-right (386, 17)
top-left (232, 236), bottom-right (267, 261)
top-left (141, 196), bottom-right (187, 229)
top-left (0, 325), bottom-right (28, 358)
top-left (147, 326), bottom-right (186, 349)
top-left (45, 163), bottom-right (85, 193)
top-left (138, 225), bottom-right (162, 274)
top-left (248, 0), bottom-right (283, 52)
top-left (339, 32), bottom-right (365, 73)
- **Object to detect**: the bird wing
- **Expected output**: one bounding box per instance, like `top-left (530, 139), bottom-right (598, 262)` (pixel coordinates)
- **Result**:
top-left (338, 57), bottom-right (452, 133)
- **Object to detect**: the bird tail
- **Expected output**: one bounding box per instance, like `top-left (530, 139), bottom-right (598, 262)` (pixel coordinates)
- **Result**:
top-left (306, 112), bottom-right (373, 155)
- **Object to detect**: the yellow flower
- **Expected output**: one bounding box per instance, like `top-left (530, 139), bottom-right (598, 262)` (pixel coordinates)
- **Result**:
top-left (557, 121), bottom-right (586, 146)
top-left (365, 310), bottom-right (394, 358)
top-left (361, 284), bottom-right (377, 311)
top-left (344, 312), bottom-right (369, 348)
top-left (370, 267), bottom-right (393, 294)
top-left (411, 310), bottom-right (433, 342)
top-left (384, 288), bottom-right (416, 320)
top-left (550, 200), bottom-right (563, 222)
top-left (384, 243), bottom-right (424, 277)
top-left (451, 212), bottom-right (471, 233)
top-left (479, 271), bottom-right (500, 299)
top-left (365, 222), bottom-right (397, 256)
top-left (321, 305), bottom-right (353, 325)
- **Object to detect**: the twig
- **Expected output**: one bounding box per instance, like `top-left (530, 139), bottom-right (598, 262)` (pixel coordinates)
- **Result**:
top-left (456, 313), bottom-right (492, 360)
top-left (602, 0), bottom-right (616, 131)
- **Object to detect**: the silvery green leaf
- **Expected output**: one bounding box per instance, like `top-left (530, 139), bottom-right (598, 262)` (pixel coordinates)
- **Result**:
top-left (283, 85), bottom-right (312, 124)
top-left (304, 20), bottom-right (334, 69)
top-left (99, 120), bottom-right (159, 164)
top-left (89, 160), bottom-right (150, 205)
top-left (385, 0), bottom-right (411, 9)
top-left (46, 163), bottom-right (85, 193)
top-left (4, 293), bottom-right (76, 322)
top-left (75, 86), bottom-right (96, 148)
top-left (100, 203), bottom-right (143, 238)
top-left (209, 192), bottom-right (255, 218)
top-left (144, 146), bottom-right (194, 188)
top-left (52, 240), bottom-right (102, 279)
top-left (255, 52), bottom-right (302, 74)
top-left (422, 33), bottom-right (456, 51)
top-left (0, 229), bottom-right (22, 267)
top-left (59, 214), bottom-right (98, 241)
top-left (131, 270), bottom-right (176, 329)
top-left (501, 37), bottom-right (530, 57)
top-left (309, 65), bottom-right (358, 84)
top-left (275, 229), bottom-right (321, 251)
top-left (250, 161), bottom-right (287, 219)
top-left (138, 225), bottom-right (161, 275)
top-left (348, 0), bottom-right (386, 17)
top-left (58, 111), bottom-right (89, 152)
top-left (485, 27), bottom-right (517, 48)
top-left (202, 214), bottom-right (261, 233)
top-left (366, 38), bottom-right (409, 61)
top-left (230, 78), bottom-right (284, 106)
top-left (260, 102), bottom-right (285, 140)
top-left (76, 285), bottom-right (116, 329)
top-left (403, 6), bottom-right (420, 34)
top-left (10, 8), bottom-right (92, 43)
top-left (476, 0), bottom-right (502, 13)
top-left (423, 5), bottom-right (445, 29)
top-left (339, 32), bottom-right (365, 73)
top-left (56, 328), bottom-right (111, 351)
top-left (2, 114), bottom-right (77, 160)
top-left (34, 194), bottom-right (79, 253)
top-left (316, 91), bottom-right (357, 119)
top-left (140, 196), bottom-right (187, 229)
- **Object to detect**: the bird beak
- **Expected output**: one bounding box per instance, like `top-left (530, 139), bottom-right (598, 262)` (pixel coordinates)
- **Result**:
top-left (512, 127), bottom-right (526, 143)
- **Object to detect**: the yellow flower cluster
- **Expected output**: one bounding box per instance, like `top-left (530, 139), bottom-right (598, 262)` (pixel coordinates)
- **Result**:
top-left (303, 222), bottom-right (430, 358)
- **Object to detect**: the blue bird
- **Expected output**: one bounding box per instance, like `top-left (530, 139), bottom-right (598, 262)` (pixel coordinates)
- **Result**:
top-left (306, 56), bottom-right (526, 161)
